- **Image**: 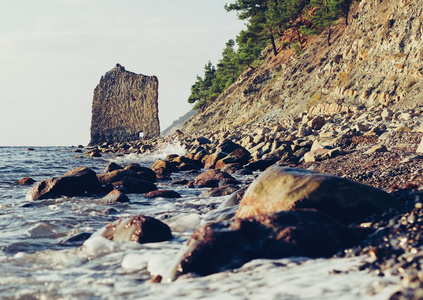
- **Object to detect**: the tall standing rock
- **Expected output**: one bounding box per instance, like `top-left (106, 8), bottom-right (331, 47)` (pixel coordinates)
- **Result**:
top-left (89, 64), bottom-right (160, 146)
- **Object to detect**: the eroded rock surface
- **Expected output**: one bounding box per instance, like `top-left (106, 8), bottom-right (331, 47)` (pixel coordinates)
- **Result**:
top-left (101, 215), bottom-right (172, 244)
top-left (162, 210), bottom-right (360, 281)
top-left (89, 64), bottom-right (160, 146)
top-left (26, 167), bottom-right (108, 201)
top-left (236, 166), bottom-right (402, 222)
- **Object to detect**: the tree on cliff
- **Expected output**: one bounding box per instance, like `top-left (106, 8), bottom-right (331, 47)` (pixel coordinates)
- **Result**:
top-left (187, 0), bottom-right (356, 109)
top-left (225, 0), bottom-right (310, 55)
top-left (187, 61), bottom-right (216, 109)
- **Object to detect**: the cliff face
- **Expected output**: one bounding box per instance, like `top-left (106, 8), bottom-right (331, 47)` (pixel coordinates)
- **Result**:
top-left (89, 64), bottom-right (160, 146)
top-left (183, 0), bottom-right (423, 133)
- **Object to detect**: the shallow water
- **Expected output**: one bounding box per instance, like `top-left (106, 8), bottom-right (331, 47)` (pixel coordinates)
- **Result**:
top-left (0, 146), bottom-right (401, 299)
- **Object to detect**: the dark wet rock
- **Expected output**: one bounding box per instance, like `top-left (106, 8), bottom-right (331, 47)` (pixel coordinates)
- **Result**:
top-left (151, 159), bottom-right (178, 178)
top-left (101, 189), bottom-right (130, 204)
top-left (236, 169), bottom-right (254, 176)
top-left (219, 186), bottom-right (249, 209)
top-left (165, 154), bottom-right (179, 161)
top-left (101, 215), bottom-right (172, 243)
top-left (122, 177), bottom-right (157, 194)
top-left (98, 169), bottom-right (155, 185)
top-left (219, 178), bottom-right (241, 187)
top-left (16, 177), bottom-right (35, 185)
top-left (151, 159), bottom-right (178, 172)
top-left (204, 152), bottom-right (227, 169)
top-left (215, 148), bottom-right (251, 170)
top-left (193, 169), bottom-right (235, 187)
top-left (236, 166), bottom-right (402, 223)
top-left (167, 155), bottom-right (202, 167)
top-left (177, 162), bottom-right (202, 171)
top-left (244, 158), bottom-right (278, 171)
top-left (61, 232), bottom-right (92, 245)
top-left (123, 164), bottom-right (157, 182)
top-left (162, 209), bottom-right (361, 281)
top-left (26, 167), bottom-right (108, 201)
top-left (89, 150), bottom-right (102, 157)
top-left (200, 185), bottom-right (240, 197)
top-left (196, 137), bottom-right (212, 145)
top-left (171, 179), bottom-right (189, 186)
top-left (104, 162), bottom-right (123, 173)
top-left (102, 207), bottom-right (120, 215)
top-left (192, 151), bottom-right (208, 162)
top-left (145, 190), bottom-right (182, 198)
top-left (202, 206), bottom-right (239, 223)
top-left (220, 163), bottom-right (244, 174)
top-left (216, 139), bottom-right (243, 154)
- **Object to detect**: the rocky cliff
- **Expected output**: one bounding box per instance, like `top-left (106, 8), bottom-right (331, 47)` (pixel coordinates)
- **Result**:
top-left (89, 64), bottom-right (160, 146)
top-left (183, 0), bottom-right (423, 134)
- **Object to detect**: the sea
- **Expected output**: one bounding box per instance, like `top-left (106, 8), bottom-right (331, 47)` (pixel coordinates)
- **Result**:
top-left (0, 145), bottom-right (402, 299)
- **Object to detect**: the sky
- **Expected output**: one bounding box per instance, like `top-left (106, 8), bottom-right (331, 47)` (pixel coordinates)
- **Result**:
top-left (0, 0), bottom-right (245, 146)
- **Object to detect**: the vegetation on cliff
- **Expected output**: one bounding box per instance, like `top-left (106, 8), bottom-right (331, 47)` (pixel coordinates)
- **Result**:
top-left (187, 0), bottom-right (355, 109)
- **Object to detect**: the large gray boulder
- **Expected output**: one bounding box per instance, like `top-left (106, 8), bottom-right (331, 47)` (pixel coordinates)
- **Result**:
top-left (236, 166), bottom-right (402, 222)
top-left (100, 215), bottom-right (172, 243)
top-left (26, 167), bottom-right (107, 201)
top-left (161, 209), bottom-right (361, 282)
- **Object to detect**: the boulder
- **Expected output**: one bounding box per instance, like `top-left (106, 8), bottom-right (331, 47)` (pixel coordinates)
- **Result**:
top-left (161, 209), bottom-right (361, 281)
top-left (216, 139), bottom-right (242, 154)
top-left (196, 136), bottom-right (212, 145)
top-left (170, 179), bottom-right (189, 186)
top-left (123, 163), bottom-right (157, 181)
top-left (150, 159), bottom-right (178, 178)
top-left (98, 169), bottom-right (155, 185)
top-left (215, 147), bottom-right (251, 169)
top-left (204, 152), bottom-right (227, 169)
top-left (244, 157), bottom-right (278, 171)
top-left (101, 189), bottom-right (130, 204)
top-left (303, 148), bottom-right (340, 162)
top-left (307, 116), bottom-right (326, 130)
top-left (236, 166), bottom-right (402, 222)
top-left (193, 149), bottom-right (208, 161)
top-left (151, 159), bottom-right (178, 174)
top-left (144, 190), bottom-right (182, 198)
top-left (193, 170), bottom-right (235, 187)
top-left (122, 177), bottom-right (157, 194)
top-left (104, 162), bottom-right (123, 173)
top-left (101, 215), bottom-right (172, 243)
top-left (177, 162), bottom-right (202, 171)
top-left (17, 177), bottom-right (35, 185)
top-left (200, 185), bottom-right (240, 197)
top-left (26, 167), bottom-right (107, 201)
top-left (220, 163), bottom-right (244, 174)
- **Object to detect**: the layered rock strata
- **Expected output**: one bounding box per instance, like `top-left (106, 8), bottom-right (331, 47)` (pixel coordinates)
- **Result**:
top-left (183, 0), bottom-right (423, 134)
top-left (89, 64), bottom-right (160, 146)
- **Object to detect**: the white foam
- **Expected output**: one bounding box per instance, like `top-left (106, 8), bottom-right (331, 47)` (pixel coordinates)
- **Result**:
top-left (27, 222), bottom-right (58, 238)
top-left (82, 236), bottom-right (117, 257)
top-left (146, 256), bottom-right (401, 300)
top-left (147, 255), bottom-right (176, 277)
top-left (121, 253), bottom-right (149, 270)
top-left (110, 142), bottom-right (186, 166)
top-left (164, 213), bottom-right (201, 233)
